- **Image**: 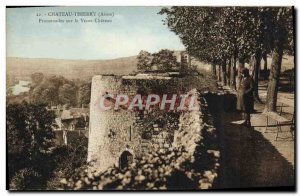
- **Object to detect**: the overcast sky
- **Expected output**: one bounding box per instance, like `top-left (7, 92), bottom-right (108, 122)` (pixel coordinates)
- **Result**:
top-left (6, 6), bottom-right (185, 60)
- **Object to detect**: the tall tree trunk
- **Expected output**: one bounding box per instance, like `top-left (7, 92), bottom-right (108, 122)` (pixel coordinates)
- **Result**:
top-left (230, 56), bottom-right (237, 90)
top-left (218, 65), bottom-right (222, 82)
top-left (258, 62), bottom-right (261, 79)
top-left (221, 59), bottom-right (227, 86)
top-left (249, 55), bottom-right (255, 77)
top-left (262, 52), bottom-right (268, 80)
top-left (237, 57), bottom-right (245, 88)
top-left (211, 63), bottom-right (217, 76)
top-left (253, 49), bottom-right (262, 103)
top-left (265, 45), bottom-right (283, 112)
top-left (226, 59), bottom-right (231, 86)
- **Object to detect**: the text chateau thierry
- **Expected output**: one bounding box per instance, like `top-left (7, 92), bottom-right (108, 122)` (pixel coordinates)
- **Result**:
top-left (47, 11), bottom-right (114, 17)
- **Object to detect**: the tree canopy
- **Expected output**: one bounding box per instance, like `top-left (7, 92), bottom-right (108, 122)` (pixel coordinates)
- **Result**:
top-left (160, 6), bottom-right (294, 111)
top-left (159, 7), bottom-right (293, 64)
top-left (136, 49), bottom-right (179, 72)
top-left (29, 73), bottom-right (91, 107)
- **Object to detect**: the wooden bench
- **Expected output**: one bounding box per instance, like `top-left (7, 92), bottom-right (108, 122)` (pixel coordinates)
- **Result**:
top-left (264, 111), bottom-right (294, 141)
top-left (278, 97), bottom-right (295, 131)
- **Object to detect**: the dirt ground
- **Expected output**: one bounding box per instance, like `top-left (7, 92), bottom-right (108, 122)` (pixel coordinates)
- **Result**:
top-left (215, 80), bottom-right (295, 190)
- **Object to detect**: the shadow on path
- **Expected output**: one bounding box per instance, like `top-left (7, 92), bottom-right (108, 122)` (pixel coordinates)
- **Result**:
top-left (216, 111), bottom-right (295, 190)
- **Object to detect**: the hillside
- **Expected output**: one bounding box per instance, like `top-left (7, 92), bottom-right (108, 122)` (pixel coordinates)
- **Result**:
top-left (7, 56), bottom-right (138, 80)
top-left (6, 54), bottom-right (294, 81)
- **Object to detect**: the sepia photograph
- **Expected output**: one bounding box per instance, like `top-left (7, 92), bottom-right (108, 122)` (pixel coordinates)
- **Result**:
top-left (6, 5), bottom-right (295, 191)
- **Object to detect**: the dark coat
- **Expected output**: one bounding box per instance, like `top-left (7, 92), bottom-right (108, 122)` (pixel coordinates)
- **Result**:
top-left (237, 76), bottom-right (254, 113)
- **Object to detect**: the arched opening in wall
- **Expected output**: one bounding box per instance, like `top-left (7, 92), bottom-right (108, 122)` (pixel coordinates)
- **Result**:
top-left (119, 151), bottom-right (133, 170)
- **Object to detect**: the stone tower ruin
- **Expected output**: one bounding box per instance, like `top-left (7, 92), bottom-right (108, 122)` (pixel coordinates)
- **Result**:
top-left (87, 74), bottom-right (177, 172)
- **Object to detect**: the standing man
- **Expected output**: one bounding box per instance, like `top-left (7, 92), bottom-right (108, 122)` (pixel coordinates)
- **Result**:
top-left (237, 68), bottom-right (254, 126)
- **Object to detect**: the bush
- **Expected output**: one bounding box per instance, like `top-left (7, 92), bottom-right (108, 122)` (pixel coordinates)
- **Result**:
top-left (9, 168), bottom-right (42, 190)
top-left (7, 103), bottom-right (56, 190)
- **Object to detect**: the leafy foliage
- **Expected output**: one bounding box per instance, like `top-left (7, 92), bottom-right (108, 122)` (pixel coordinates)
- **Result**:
top-left (136, 49), bottom-right (179, 72)
top-left (151, 49), bottom-right (178, 71)
top-left (47, 135), bottom-right (88, 189)
top-left (31, 72), bottom-right (44, 87)
top-left (29, 73), bottom-right (91, 107)
top-left (77, 83), bottom-right (91, 106)
top-left (7, 103), bottom-right (89, 190)
top-left (58, 84), bottom-right (77, 106)
top-left (137, 50), bottom-right (152, 72)
top-left (160, 6), bottom-right (294, 110)
top-left (159, 7), bottom-right (293, 64)
top-left (7, 103), bottom-right (56, 190)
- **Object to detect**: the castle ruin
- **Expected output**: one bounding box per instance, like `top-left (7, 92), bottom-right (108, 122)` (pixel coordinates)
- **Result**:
top-left (87, 73), bottom-right (202, 172)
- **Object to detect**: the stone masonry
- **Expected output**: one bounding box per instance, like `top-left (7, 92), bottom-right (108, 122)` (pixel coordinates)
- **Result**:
top-left (87, 74), bottom-right (176, 172)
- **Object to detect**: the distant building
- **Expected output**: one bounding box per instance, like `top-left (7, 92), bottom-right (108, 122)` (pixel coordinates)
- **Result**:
top-left (174, 51), bottom-right (191, 67)
top-left (51, 107), bottom-right (89, 145)
top-left (147, 51), bottom-right (191, 73)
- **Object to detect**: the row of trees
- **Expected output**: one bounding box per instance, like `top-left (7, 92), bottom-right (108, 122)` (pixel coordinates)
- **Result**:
top-left (160, 7), bottom-right (294, 111)
top-left (137, 49), bottom-right (179, 72)
top-left (30, 73), bottom-right (91, 107)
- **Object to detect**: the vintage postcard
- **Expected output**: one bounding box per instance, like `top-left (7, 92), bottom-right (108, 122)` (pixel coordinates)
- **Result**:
top-left (6, 6), bottom-right (295, 191)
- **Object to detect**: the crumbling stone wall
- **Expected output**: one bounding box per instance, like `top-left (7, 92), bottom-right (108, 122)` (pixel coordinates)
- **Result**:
top-left (173, 103), bottom-right (203, 155)
top-left (172, 90), bottom-right (220, 189)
